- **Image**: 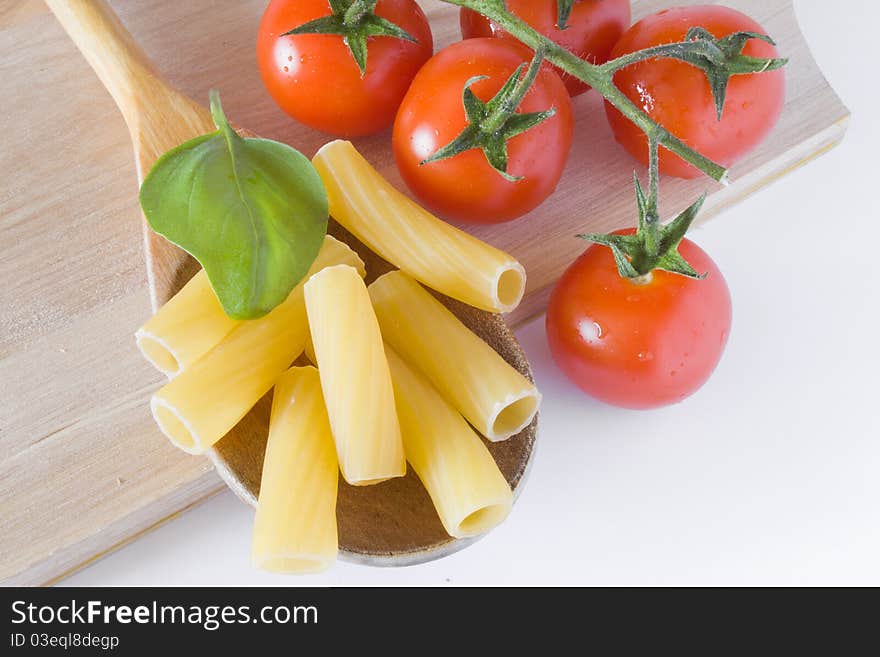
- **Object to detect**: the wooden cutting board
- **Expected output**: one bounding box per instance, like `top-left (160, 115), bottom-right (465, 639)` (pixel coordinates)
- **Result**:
top-left (0, 0), bottom-right (848, 585)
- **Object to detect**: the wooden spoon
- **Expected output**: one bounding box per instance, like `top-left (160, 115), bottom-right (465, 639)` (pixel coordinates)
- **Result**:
top-left (45, 0), bottom-right (213, 305)
top-left (47, 0), bottom-right (537, 566)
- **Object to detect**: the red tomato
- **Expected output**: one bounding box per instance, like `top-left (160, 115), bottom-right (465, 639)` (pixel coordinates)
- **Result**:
top-left (257, 0), bottom-right (433, 137)
top-left (460, 0), bottom-right (631, 96)
top-left (393, 38), bottom-right (573, 224)
top-left (546, 230), bottom-right (732, 409)
top-left (605, 5), bottom-right (785, 178)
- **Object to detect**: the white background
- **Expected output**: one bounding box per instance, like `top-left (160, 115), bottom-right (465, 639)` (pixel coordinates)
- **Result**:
top-left (65, 1), bottom-right (879, 586)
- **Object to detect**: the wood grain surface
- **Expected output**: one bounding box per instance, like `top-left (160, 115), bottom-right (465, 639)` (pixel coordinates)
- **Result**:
top-left (0, 0), bottom-right (848, 585)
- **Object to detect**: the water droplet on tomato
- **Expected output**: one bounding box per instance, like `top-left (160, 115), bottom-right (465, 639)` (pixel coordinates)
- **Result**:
top-left (636, 83), bottom-right (655, 113)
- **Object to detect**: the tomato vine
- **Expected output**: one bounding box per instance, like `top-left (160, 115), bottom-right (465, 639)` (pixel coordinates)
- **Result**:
top-left (439, 0), bottom-right (788, 279)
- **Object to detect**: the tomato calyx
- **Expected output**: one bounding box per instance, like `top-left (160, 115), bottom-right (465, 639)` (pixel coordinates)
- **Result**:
top-left (556, 0), bottom-right (574, 30)
top-left (581, 181), bottom-right (708, 280)
top-left (603, 28), bottom-right (788, 121)
top-left (580, 140), bottom-right (708, 281)
top-left (282, 0), bottom-right (417, 77)
top-left (420, 51), bottom-right (558, 182)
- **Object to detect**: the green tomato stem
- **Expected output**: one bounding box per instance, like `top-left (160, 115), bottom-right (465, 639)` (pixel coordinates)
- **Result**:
top-left (445, 0), bottom-right (787, 281)
top-left (600, 41), bottom-right (717, 74)
top-left (644, 137), bottom-right (661, 258)
top-left (420, 50), bottom-right (557, 182)
top-left (344, 0), bottom-right (378, 27)
top-left (441, 0), bottom-right (729, 183)
top-left (481, 49), bottom-right (545, 134)
top-left (284, 0), bottom-right (415, 77)
top-left (556, 0), bottom-right (574, 30)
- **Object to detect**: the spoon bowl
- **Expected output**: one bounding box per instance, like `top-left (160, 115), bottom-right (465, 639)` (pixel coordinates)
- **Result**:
top-left (210, 222), bottom-right (537, 565)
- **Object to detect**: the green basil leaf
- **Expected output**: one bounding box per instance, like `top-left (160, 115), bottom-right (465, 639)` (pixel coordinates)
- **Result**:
top-left (139, 91), bottom-right (328, 320)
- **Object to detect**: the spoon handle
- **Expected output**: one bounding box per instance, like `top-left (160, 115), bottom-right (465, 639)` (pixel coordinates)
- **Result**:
top-left (44, 0), bottom-right (158, 131)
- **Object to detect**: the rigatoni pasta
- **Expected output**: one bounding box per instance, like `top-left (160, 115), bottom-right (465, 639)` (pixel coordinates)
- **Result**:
top-left (312, 139), bottom-right (526, 313)
top-left (135, 234), bottom-right (365, 378)
top-left (305, 265), bottom-right (405, 485)
top-left (151, 237), bottom-right (365, 454)
top-left (252, 366), bottom-right (338, 574)
top-left (386, 348), bottom-right (512, 538)
top-left (369, 270), bottom-right (540, 442)
top-left (136, 269), bottom-right (238, 378)
top-left (302, 333), bottom-right (316, 367)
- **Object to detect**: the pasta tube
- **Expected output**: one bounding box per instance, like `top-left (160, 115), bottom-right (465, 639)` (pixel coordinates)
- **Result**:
top-left (151, 237), bottom-right (365, 454)
top-left (135, 234), bottom-right (363, 378)
top-left (135, 269), bottom-right (237, 378)
top-left (386, 348), bottom-right (513, 538)
top-left (369, 270), bottom-right (540, 442)
top-left (252, 366), bottom-right (338, 574)
top-left (312, 140), bottom-right (526, 313)
top-left (305, 265), bottom-right (405, 485)
top-left (303, 333), bottom-right (316, 366)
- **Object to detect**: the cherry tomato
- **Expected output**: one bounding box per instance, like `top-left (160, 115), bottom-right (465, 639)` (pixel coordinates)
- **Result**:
top-left (546, 230), bottom-right (732, 409)
top-left (460, 0), bottom-right (631, 96)
top-left (393, 38), bottom-right (574, 224)
top-left (605, 5), bottom-right (785, 178)
top-left (257, 0), bottom-right (433, 137)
